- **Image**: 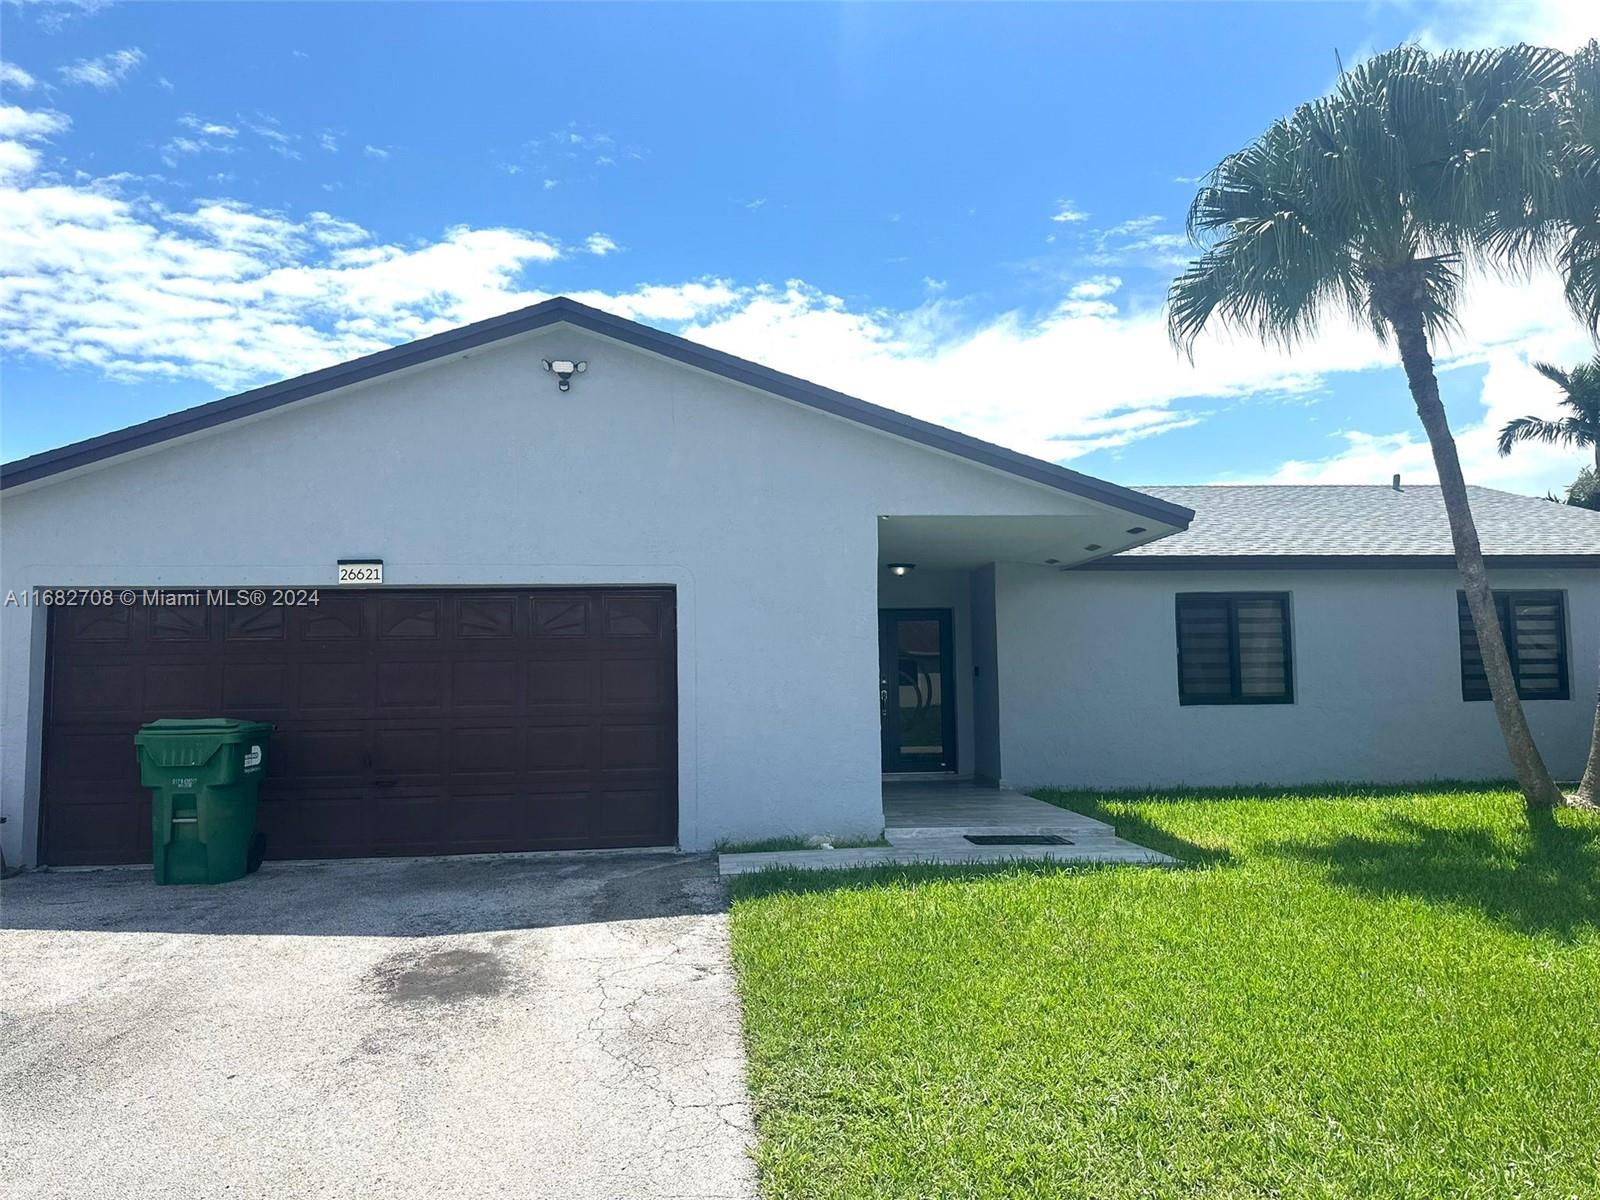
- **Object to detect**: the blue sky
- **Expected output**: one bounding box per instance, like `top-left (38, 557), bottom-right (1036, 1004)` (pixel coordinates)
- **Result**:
top-left (3, 0), bottom-right (1598, 494)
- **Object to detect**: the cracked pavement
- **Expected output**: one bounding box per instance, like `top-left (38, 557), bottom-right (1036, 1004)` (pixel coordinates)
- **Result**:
top-left (1, 853), bottom-right (758, 1199)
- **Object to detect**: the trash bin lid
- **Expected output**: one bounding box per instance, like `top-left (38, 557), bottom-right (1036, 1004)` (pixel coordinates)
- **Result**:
top-left (137, 718), bottom-right (275, 735)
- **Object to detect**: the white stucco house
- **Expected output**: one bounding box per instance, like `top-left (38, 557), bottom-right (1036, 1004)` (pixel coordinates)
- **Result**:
top-left (3, 297), bottom-right (1597, 868)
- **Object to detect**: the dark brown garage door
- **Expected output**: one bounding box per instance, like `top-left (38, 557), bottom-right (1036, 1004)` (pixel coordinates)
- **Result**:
top-left (41, 588), bottom-right (677, 865)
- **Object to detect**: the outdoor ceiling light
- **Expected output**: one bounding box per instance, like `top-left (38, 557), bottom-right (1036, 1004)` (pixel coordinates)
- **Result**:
top-left (1126, 526), bottom-right (1147, 535)
top-left (886, 563), bottom-right (916, 576)
top-left (1084, 543), bottom-right (1103, 552)
top-left (542, 358), bottom-right (588, 391)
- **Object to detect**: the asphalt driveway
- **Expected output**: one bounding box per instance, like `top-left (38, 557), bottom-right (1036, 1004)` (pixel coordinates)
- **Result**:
top-left (2, 853), bottom-right (757, 1199)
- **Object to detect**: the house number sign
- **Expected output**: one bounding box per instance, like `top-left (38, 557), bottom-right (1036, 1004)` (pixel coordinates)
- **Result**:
top-left (336, 560), bottom-right (383, 585)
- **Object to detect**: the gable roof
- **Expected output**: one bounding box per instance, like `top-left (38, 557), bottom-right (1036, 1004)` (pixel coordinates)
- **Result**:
top-left (1086, 484), bottom-right (1600, 568)
top-left (0, 296), bottom-right (1194, 528)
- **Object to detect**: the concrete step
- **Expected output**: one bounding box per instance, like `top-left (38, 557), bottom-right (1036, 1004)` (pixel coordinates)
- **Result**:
top-left (717, 841), bottom-right (1176, 877)
top-left (886, 821), bottom-right (1118, 840)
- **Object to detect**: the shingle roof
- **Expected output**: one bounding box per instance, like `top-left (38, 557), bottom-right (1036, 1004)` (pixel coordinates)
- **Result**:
top-left (1105, 484), bottom-right (1600, 561)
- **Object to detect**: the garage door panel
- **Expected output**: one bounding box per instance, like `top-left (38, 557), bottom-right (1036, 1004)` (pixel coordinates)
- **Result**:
top-left (450, 725), bottom-right (523, 775)
top-left (525, 724), bottom-right (595, 771)
top-left (60, 606), bottom-right (134, 644)
top-left (529, 658), bottom-right (594, 707)
top-left (375, 660), bottom-right (446, 709)
top-left (273, 727), bottom-right (367, 780)
top-left (600, 723), bottom-right (670, 769)
top-left (377, 597), bottom-right (441, 640)
top-left (149, 606), bottom-right (211, 642)
top-left (365, 793), bottom-right (445, 853)
top-left (261, 792), bottom-right (368, 858)
top-left (53, 660), bottom-right (142, 718)
top-left (457, 597), bottom-right (516, 639)
top-left (600, 658), bottom-right (667, 706)
top-left (296, 661), bottom-right (370, 710)
top-left (372, 725), bottom-right (446, 778)
top-left (226, 605), bottom-right (288, 641)
top-left (222, 662), bottom-right (291, 709)
top-left (297, 597), bottom-right (365, 641)
top-left (47, 730), bottom-right (138, 783)
top-left (602, 594), bottom-right (664, 638)
top-left (532, 596), bottom-right (591, 637)
top-left (600, 789), bottom-right (675, 840)
top-left (143, 662), bottom-right (216, 712)
top-left (452, 659), bottom-right (518, 708)
top-left (445, 791), bottom-right (530, 844)
top-left (42, 588), bottom-right (676, 864)
top-left (526, 791), bottom-right (593, 839)
top-left (44, 797), bottom-right (148, 865)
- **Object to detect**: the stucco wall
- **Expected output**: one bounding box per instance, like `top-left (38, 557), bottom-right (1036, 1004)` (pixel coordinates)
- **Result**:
top-left (994, 563), bottom-right (1600, 789)
top-left (0, 325), bottom-right (1106, 864)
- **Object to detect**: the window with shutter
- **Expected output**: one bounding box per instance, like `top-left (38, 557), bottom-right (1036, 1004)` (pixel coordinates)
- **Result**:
top-left (1175, 593), bottom-right (1293, 705)
top-left (1457, 591), bottom-right (1569, 702)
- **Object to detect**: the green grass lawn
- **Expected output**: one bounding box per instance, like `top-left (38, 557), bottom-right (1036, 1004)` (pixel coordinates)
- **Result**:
top-left (727, 786), bottom-right (1600, 1199)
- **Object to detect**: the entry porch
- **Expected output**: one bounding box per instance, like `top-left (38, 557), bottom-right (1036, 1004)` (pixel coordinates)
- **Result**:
top-left (717, 781), bottom-right (1173, 875)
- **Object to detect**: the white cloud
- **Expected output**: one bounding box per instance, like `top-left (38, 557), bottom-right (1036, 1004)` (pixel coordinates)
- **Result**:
top-left (362, 144), bottom-right (390, 160)
top-left (0, 118), bottom-right (567, 388)
top-left (179, 115), bottom-right (237, 139)
top-left (1068, 275), bottom-right (1121, 301)
top-left (1254, 327), bottom-right (1600, 494)
top-left (584, 233), bottom-right (618, 257)
top-left (0, 101), bottom-right (1593, 494)
top-left (58, 48), bottom-right (145, 90)
top-left (1104, 215), bottom-right (1163, 237)
top-left (1050, 202), bottom-right (1088, 224)
top-left (0, 104), bottom-right (69, 139)
top-left (0, 138), bottom-right (39, 181)
top-left (0, 62), bottom-right (38, 91)
top-left (1086, 214), bottom-right (1192, 269)
top-left (1412, 0), bottom-right (1600, 51)
top-left (247, 122), bottom-right (301, 160)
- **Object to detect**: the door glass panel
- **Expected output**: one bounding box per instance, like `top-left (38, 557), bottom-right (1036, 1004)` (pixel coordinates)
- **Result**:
top-left (893, 618), bottom-right (946, 762)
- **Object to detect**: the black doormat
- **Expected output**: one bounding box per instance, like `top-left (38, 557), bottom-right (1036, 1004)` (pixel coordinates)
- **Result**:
top-left (963, 834), bottom-right (1071, 846)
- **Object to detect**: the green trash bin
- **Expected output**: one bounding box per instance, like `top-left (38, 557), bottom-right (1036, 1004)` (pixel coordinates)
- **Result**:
top-left (135, 718), bottom-right (274, 885)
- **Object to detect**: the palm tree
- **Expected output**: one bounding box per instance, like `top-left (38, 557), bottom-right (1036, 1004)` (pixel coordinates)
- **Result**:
top-left (1168, 43), bottom-right (1572, 809)
top-left (1551, 40), bottom-right (1600, 336)
top-left (1499, 359), bottom-right (1600, 808)
top-left (1498, 357), bottom-right (1600, 471)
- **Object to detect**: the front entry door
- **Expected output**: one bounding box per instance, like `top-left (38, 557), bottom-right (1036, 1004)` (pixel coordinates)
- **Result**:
top-left (879, 609), bottom-right (956, 772)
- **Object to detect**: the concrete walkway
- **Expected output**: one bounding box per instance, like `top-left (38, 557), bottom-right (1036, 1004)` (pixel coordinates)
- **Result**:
top-left (720, 783), bottom-right (1173, 875)
top-left (2, 854), bottom-right (757, 1200)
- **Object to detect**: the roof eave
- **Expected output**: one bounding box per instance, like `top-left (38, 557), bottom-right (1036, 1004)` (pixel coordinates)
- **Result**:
top-left (1073, 553), bottom-right (1600, 571)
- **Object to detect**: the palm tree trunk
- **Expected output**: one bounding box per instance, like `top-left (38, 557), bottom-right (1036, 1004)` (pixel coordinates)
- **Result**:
top-left (1579, 680), bottom-right (1600, 805)
top-left (1385, 301), bottom-right (1566, 808)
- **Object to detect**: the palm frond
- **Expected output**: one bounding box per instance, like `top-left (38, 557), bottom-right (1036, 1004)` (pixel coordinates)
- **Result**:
top-left (1497, 414), bottom-right (1587, 454)
top-left (1531, 360), bottom-right (1573, 390)
top-left (1532, 355), bottom-right (1600, 431)
top-left (1552, 40), bottom-right (1600, 334)
top-left (1168, 42), bottom-right (1572, 350)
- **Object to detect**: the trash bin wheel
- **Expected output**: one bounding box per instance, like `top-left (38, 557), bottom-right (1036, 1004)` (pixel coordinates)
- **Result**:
top-left (246, 832), bottom-right (267, 875)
